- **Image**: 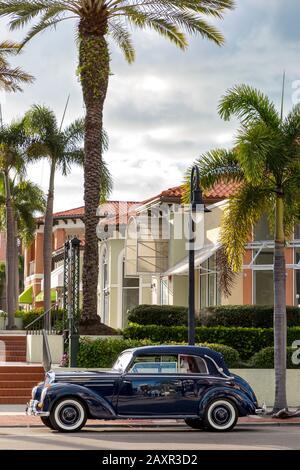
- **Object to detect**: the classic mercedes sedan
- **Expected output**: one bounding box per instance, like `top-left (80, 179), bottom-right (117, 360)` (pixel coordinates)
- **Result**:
top-left (27, 345), bottom-right (264, 432)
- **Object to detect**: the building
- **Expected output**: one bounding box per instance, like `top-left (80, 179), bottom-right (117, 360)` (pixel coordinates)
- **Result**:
top-left (20, 202), bottom-right (138, 309)
top-left (98, 183), bottom-right (300, 329)
top-left (20, 183), bottom-right (300, 321)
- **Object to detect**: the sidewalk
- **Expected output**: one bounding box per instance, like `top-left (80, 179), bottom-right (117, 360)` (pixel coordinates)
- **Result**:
top-left (0, 408), bottom-right (300, 428)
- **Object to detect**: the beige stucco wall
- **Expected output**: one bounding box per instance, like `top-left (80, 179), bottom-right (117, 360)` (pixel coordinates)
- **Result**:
top-left (221, 272), bottom-right (244, 305)
top-left (140, 275), bottom-right (152, 305)
top-left (231, 369), bottom-right (300, 407)
top-left (172, 276), bottom-right (188, 307)
top-left (169, 211), bottom-right (188, 267)
top-left (26, 335), bottom-right (64, 364)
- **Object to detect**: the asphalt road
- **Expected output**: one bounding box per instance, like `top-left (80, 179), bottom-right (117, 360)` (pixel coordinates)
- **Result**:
top-left (0, 424), bottom-right (299, 450)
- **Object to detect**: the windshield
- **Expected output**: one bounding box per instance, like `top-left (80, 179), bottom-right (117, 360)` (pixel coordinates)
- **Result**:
top-left (112, 351), bottom-right (133, 372)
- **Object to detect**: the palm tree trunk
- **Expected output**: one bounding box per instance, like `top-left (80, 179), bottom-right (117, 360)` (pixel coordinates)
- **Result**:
top-left (4, 171), bottom-right (16, 329)
top-left (79, 23), bottom-right (109, 323)
top-left (15, 223), bottom-right (19, 311)
top-left (43, 159), bottom-right (55, 318)
top-left (273, 193), bottom-right (288, 412)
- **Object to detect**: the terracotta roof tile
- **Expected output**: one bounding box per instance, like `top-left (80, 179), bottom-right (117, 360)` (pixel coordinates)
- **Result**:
top-left (142, 182), bottom-right (239, 204)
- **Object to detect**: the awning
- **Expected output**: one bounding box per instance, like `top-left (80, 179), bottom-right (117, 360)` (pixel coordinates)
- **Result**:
top-left (35, 289), bottom-right (57, 303)
top-left (163, 243), bottom-right (221, 277)
top-left (19, 285), bottom-right (33, 304)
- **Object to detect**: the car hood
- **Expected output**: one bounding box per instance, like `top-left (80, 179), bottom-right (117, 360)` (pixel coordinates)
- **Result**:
top-left (51, 369), bottom-right (122, 383)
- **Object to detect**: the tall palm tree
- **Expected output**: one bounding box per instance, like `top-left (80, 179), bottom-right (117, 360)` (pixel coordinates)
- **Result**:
top-left (0, 0), bottom-right (235, 323)
top-left (0, 176), bottom-right (46, 310)
top-left (0, 120), bottom-right (27, 327)
top-left (0, 40), bottom-right (33, 92)
top-left (186, 85), bottom-right (300, 413)
top-left (24, 105), bottom-right (111, 315)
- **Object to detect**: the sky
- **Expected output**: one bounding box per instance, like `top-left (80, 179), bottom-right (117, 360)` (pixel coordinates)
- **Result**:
top-left (1, 0), bottom-right (300, 211)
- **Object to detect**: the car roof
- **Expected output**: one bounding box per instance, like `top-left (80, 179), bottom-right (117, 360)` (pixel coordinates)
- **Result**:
top-left (121, 345), bottom-right (229, 373)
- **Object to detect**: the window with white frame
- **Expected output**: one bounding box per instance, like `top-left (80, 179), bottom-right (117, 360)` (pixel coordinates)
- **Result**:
top-left (101, 247), bottom-right (109, 324)
top-left (160, 277), bottom-right (169, 305)
top-left (253, 249), bottom-right (273, 305)
top-left (200, 254), bottom-right (220, 308)
top-left (122, 261), bottom-right (139, 327)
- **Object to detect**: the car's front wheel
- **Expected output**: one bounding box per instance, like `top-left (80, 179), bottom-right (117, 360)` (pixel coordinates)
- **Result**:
top-left (49, 398), bottom-right (87, 433)
top-left (184, 418), bottom-right (206, 430)
top-left (203, 399), bottom-right (238, 432)
top-left (40, 416), bottom-right (56, 430)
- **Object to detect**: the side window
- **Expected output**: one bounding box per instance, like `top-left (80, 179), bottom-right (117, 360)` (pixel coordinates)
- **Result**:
top-left (129, 355), bottom-right (178, 374)
top-left (179, 355), bottom-right (208, 374)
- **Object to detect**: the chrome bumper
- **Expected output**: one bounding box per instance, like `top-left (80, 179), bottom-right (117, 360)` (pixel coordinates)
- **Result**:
top-left (255, 403), bottom-right (267, 415)
top-left (26, 399), bottom-right (50, 417)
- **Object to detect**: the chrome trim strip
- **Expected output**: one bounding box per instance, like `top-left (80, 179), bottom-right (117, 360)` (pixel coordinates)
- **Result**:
top-left (204, 355), bottom-right (234, 379)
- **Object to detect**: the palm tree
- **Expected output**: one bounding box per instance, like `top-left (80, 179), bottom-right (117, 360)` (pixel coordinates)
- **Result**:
top-left (0, 120), bottom-right (27, 327)
top-left (0, 0), bottom-right (235, 323)
top-left (24, 105), bottom-right (111, 315)
top-left (0, 176), bottom-right (46, 310)
top-left (0, 40), bottom-right (33, 92)
top-left (186, 85), bottom-right (300, 413)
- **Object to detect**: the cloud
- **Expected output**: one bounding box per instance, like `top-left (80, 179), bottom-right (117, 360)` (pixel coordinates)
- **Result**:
top-left (1, 1), bottom-right (300, 210)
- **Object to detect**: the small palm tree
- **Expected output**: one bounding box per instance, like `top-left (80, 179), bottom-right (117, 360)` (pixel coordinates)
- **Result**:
top-left (24, 105), bottom-right (111, 314)
top-left (0, 120), bottom-right (27, 327)
top-left (0, 0), bottom-right (235, 322)
top-left (186, 85), bottom-right (300, 413)
top-left (0, 40), bottom-right (33, 91)
top-left (0, 176), bottom-right (46, 310)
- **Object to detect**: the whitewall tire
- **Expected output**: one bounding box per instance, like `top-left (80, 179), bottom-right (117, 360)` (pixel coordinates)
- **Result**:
top-left (203, 399), bottom-right (238, 432)
top-left (49, 398), bottom-right (87, 433)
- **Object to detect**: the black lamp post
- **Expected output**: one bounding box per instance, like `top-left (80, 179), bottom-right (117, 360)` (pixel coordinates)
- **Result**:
top-left (188, 165), bottom-right (210, 345)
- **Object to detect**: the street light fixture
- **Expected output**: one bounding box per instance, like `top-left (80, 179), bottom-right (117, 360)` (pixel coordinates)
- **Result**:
top-left (188, 165), bottom-right (211, 346)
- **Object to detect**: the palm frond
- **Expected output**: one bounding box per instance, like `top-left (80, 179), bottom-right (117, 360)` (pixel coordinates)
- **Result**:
top-left (124, 7), bottom-right (188, 49)
top-left (100, 158), bottom-right (113, 202)
top-left (182, 148), bottom-right (243, 203)
top-left (109, 20), bottom-right (135, 63)
top-left (220, 184), bottom-right (274, 272)
top-left (235, 122), bottom-right (278, 184)
top-left (218, 84), bottom-right (281, 129)
top-left (216, 245), bottom-right (237, 298)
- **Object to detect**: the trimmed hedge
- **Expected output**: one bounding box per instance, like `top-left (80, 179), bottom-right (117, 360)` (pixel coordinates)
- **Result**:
top-left (128, 305), bottom-right (189, 326)
top-left (248, 346), bottom-right (300, 369)
top-left (77, 337), bottom-right (241, 368)
top-left (127, 304), bottom-right (300, 328)
top-left (123, 323), bottom-right (300, 360)
top-left (202, 305), bottom-right (300, 328)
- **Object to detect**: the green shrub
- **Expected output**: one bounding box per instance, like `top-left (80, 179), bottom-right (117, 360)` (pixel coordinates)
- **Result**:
top-left (248, 346), bottom-right (300, 369)
top-left (15, 308), bottom-right (64, 329)
top-left (128, 304), bottom-right (300, 328)
top-left (77, 337), bottom-right (241, 369)
top-left (202, 305), bottom-right (300, 328)
top-left (77, 338), bottom-right (153, 368)
top-left (123, 323), bottom-right (300, 360)
top-left (199, 343), bottom-right (241, 368)
top-left (128, 304), bottom-right (189, 326)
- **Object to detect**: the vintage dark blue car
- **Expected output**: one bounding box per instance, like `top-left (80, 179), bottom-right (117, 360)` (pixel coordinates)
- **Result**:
top-left (27, 345), bottom-right (264, 432)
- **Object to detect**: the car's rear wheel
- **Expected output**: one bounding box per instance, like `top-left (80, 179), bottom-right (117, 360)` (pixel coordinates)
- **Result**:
top-left (184, 418), bottom-right (206, 430)
top-left (49, 398), bottom-right (87, 433)
top-left (203, 399), bottom-right (238, 432)
top-left (40, 416), bottom-right (55, 430)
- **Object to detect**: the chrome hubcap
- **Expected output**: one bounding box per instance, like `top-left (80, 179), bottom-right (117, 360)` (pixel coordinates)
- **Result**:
top-left (212, 406), bottom-right (231, 425)
top-left (59, 405), bottom-right (80, 425)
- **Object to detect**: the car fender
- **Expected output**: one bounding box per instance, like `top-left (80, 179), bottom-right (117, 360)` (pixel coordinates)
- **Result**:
top-left (198, 386), bottom-right (257, 418)
top-left (44, 382), bottom-right (116, 419)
